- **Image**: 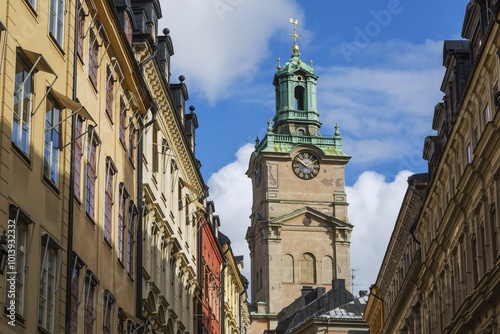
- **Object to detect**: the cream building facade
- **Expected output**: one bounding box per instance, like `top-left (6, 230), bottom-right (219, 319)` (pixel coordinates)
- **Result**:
top-left (139, 14), bottom-right (206, 333)
top-left (220, 232), bottom-right (250, 334)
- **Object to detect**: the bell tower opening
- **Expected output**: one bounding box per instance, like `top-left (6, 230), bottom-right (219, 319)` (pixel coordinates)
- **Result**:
top-left (294, 86), bottom-right (305, 110)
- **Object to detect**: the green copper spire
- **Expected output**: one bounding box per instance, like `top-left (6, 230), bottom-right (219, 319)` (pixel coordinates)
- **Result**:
top-left (255, 19), bottom-right (348, 157)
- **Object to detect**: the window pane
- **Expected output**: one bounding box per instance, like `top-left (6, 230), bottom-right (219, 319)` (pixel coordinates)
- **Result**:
top-left (13, 59), bottom-right (32, 155)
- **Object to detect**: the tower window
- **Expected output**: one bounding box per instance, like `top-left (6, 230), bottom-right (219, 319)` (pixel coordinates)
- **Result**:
top-left (294, 86), bottom-right (305, 110)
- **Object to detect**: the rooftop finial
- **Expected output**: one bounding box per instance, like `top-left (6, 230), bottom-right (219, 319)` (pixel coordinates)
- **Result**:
top-left (288, 18), bottom-right (302, 54)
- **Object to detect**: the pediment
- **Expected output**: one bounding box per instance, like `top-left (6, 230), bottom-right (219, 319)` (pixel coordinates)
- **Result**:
top-left (269, 206), bottom-right (352, 229)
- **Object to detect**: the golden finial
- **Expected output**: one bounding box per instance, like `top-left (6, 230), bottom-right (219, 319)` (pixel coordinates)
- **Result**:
top-left (288, 18), bottom-right (302, 54)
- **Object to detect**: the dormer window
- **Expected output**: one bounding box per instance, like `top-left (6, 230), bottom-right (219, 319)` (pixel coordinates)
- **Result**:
top-left (294, 86), bottom-right (305, 110)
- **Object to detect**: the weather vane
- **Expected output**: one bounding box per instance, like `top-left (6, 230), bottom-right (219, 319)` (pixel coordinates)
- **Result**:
top-left (288, 18), bottom-right (302, 53)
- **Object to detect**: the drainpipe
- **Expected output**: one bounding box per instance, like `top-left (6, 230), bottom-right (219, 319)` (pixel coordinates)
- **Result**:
top-left (65, 0), bottom-right (80, 332)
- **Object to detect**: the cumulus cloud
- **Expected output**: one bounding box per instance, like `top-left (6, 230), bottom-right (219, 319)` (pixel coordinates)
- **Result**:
top-left (207, 142), bottom-right (413, 297)
top-left (207, 143), bottom-right (254, 278)
top-left (161, 0), bottom-right (304, 102)
top-left (347, 170), bottom-right (413, 291)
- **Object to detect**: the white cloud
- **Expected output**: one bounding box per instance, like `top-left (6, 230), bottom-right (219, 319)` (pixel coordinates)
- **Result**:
top-left (207, 142), bottom-right (413, 298)
top-left (161, 0), bottom-right (304, 102)
top-left (347, 170), bottom-right (413, 291)
top-left (207, 143), bottom-right (254, 279)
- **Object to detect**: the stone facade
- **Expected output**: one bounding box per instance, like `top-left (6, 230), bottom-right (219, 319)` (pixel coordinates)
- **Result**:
top-left (246, 26), bottom-right (353, 333)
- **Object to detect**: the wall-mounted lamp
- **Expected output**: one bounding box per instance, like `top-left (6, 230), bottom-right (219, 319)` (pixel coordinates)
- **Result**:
top-left (0, 230), bottom-right (8, 275)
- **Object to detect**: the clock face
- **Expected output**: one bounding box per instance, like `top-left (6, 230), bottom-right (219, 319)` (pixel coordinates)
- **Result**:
top-left (255, 163), bottom-right (262, 186)
top-left (292, 152), bottom-right (320, 179)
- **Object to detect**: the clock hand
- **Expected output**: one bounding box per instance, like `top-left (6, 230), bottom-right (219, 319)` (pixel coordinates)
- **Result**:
top-left (297, 158), bottom-right (311, 167)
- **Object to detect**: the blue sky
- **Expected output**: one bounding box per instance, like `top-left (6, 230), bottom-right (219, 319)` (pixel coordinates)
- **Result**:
top-left (160, 0), bottom-right (470, 294)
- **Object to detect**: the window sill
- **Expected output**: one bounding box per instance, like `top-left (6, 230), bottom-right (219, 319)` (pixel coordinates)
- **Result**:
top-left (48, 32), bottom-right (65, 58)
top-left (3, 307), bottom-right (25, 327)
top-left (11, 143), bottom-right (32, 169)
top-left (104, 238), bottom-right (113, 251)
top-left (85, 213), bottom-right (96, 229)
top-left (42, 175), bottom-right (61, 197)
top-left (119, 138), bottom-right (127, 152)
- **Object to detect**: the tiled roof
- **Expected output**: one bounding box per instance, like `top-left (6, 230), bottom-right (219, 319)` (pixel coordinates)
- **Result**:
top-left (320, 295), bottom-right (368, 320)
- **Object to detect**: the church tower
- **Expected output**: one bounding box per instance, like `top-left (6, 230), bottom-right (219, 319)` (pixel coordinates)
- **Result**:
top-left (245, 19), bottom-right (353, 332)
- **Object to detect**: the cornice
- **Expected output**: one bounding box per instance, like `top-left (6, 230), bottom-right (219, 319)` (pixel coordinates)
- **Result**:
top-left (137, 45), bottom-right (204, 195)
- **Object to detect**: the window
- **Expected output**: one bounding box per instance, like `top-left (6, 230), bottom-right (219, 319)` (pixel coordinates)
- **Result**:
top-left (70, 265), bottom-right (80, 334)
top-left (466, 143), bottom-right (472, 164)
top-left (38, 233), bottom-right (62, 333)
top-left (118, 184), bottom-right (129, 264)
top-left (282, 254), bottom-right (294, 283)
top-left (27, 0), bottom-right (36, 9)
top-left (105, 67), bottom-right (114, 120)
top-left (74, 117), bottom-right (83, 198)
top-left (103, 290), bottom-right (116, 334)
top-left (49, 0), bottom-right (65, 46)
top-left (89, 30), bottom-right (99, 87)
top-left (119, 97), bottom-right (127, 147)
top-left (299, 253), bottom-right (316, 283)
top-left (5, 206), bottom-right (32, 318)
top-left (127, 203), bottom-right (138, 276)
top-left (84, 272), bottom-right (99, 334)
top-left (491, 206), bottom-right (498, 259)
top-left (86, 129), bottom-right (98, 219)
top-left (322, 256), bottom-right (333, 284)
top-left (294, 86), bottom-right (305, 110)
top-left (44, 96), bottom-right (61, 185)
top-left (128, 118), bottom-right (135, 164)
top-left (104, 158), bottom-right (117, 245)
top-left (472, 235), bottom-right (478, 285)
top-left (77, 7), bottom-right (85, 59)
top-left (123, 12), bottom-right (133, 45)
top-left (13, 56), bottom-right (34, 155)
top-left (484, 104), bottom-right (491, 124)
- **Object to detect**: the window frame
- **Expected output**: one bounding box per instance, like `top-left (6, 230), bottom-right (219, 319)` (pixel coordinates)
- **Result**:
top-left (117, 183), bottom-right (129, 264)
top-left (104, 157), bottom-right (117, 245)
top-left (128, 117), bottom-right (136, 165)
top-left (85, 127), bottom-right (99, 220)
top-left (105, 66), bottom-right (114, 121)
top-left (119, 96), bottom-right (127, 148)
top-left (88, 29), bottom-right (99, 88)
top-left (5, 205), bottom-right (34, 319)
top-left (44, 95), bottom-right (62, 186)
top-left (84, 271), bottom-right (99, 334)
top-left (102, 290), bottom-right (116, 334)
top-left (77, 7), bottom-right (85, 60)
top-left (13, 55), bottom-right (34, 156)
top-left (38, 232), bottom-right (63, 333)
top-left (127, 203), bottom-right (138, 277)
top-left (49, 0), bottom-right (65, 46)
top-left (74, 116), bottom-right (84, 198)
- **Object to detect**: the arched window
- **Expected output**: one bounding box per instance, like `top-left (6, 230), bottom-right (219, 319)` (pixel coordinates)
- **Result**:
top-left (282, 254), bottom-right (294, 283)
top-left (294, 86), bottom-right (305, 110)
top-left (299, 253), bottom-right (316, 283)
top-left (322, 256), bottom-right (333, 284)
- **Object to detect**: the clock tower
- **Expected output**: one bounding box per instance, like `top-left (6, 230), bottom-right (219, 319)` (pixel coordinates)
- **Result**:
top-left (246, 20), bottom-right (353, 332)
